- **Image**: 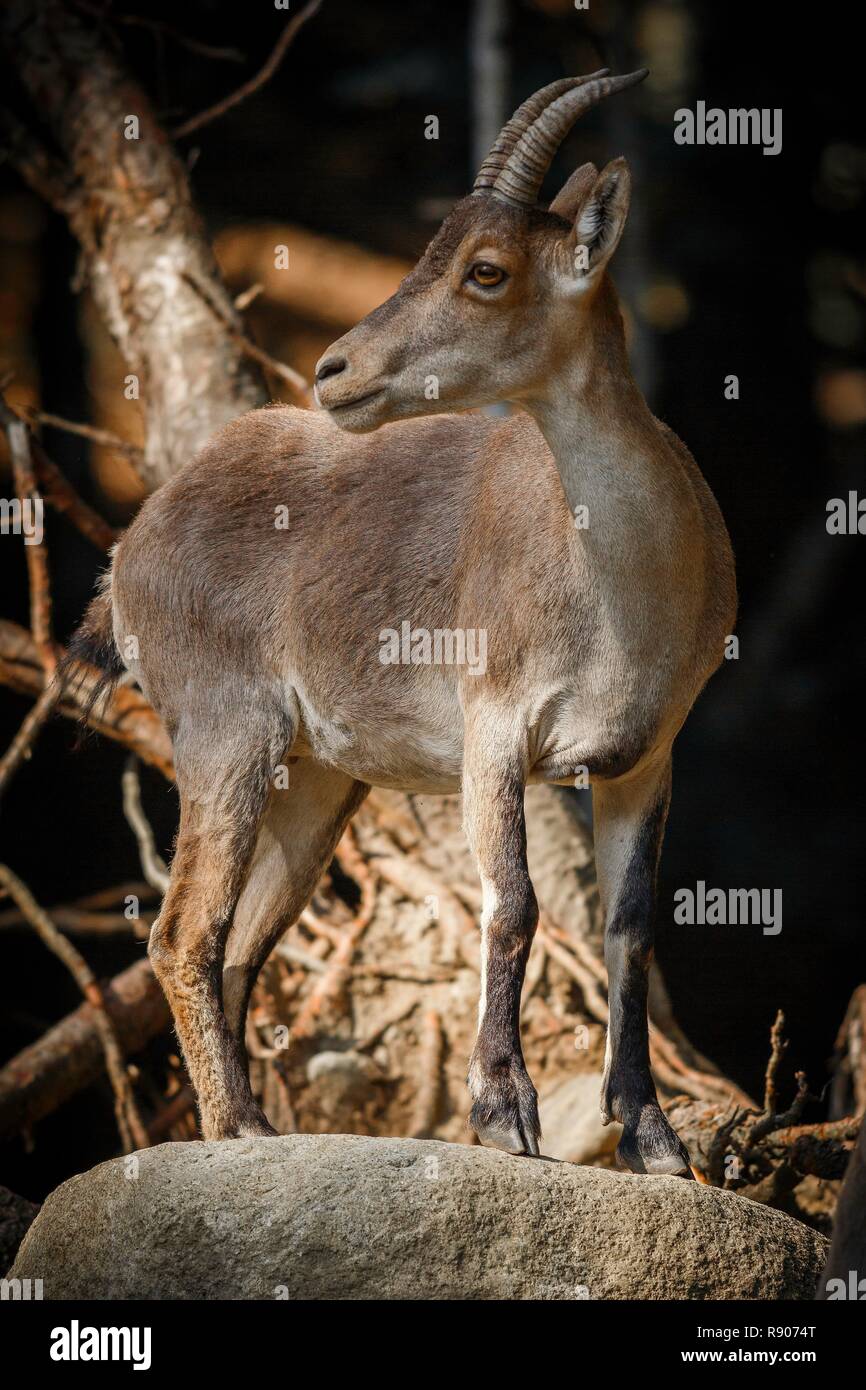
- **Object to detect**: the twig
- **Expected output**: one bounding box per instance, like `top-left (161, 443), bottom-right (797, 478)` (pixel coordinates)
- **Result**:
top-left (763, 1009), bottom-right (787, 1115)
top-left (27, 408), bottom-right (144, 461)
top-left (0, 619), bottom-right (174, 780)
top-left (748, 1070), bottom-right (810, 1147)
top-left (410, 1009), bottom-right (443, 1138)
top-left (182, 269), bottom-right (310, 398)
top-left (234, 282), bottom-right (264, 311)
top-left (121, 757), bottom-right (170, 893)
top-left (72, 4), bottom-right (246, 63)
top-left (354, 998), bottom-right (419, 1052)
top-left (4, 411), bottom-right (55, 672)
top-left (289, 825), bottom-right (378, 1041)
top-left (0, 391), bottom-right (119, 552)
top-left (172, 0), bottom-right (323, 140)
top-left (0, 864), bottom-right (149, 1152)
top-left (537, 925), bottom-right (609, 1023)
top-left (0, 109), bottom-right (74, 212)
top-left (0, 400), bottom-right (63, 799)
top-left (0, 904), bottom-right (151, 938)
top-left (146, 1086), bottom-right (196, 1142)
top-left (0, 878), bottom-right (155, 929)
top-left (0, 684), bottom-right (60, 804)
top-left (649, 1024), bottom-right (754, 1109)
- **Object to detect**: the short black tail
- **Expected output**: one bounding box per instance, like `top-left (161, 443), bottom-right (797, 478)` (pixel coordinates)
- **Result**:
top-left (57, 578), bottom-right (124, 724)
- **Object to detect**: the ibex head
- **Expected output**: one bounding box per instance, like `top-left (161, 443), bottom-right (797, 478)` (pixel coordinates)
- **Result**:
top-left (315, 69), bottom-right (647, 432)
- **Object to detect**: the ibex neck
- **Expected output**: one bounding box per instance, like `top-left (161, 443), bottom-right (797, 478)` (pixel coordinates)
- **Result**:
top-left (524, 282), bottom-right (661, 527)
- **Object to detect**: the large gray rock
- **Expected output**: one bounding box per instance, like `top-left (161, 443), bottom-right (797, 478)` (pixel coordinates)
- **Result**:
top-left (11, 1134), bottom-right (826, 1300)
top-left (0, 1185), bottom-right (39, 1274)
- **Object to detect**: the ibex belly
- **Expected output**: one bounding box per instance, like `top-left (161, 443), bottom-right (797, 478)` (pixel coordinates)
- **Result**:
top-left (286, 657), bottom-right (677, 794)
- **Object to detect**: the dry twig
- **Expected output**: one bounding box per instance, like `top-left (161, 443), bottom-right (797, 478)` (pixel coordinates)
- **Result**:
top-left (0, 864), bottom-right (149, 1151)
top-left (121, 757), bottom-right (170, 893)
top-left (182, 269), bottom-right (310, 398)
top-left (410, 1010), bottom-right (444, 1138)
top-left (172, 0), bottom-right (322, 140)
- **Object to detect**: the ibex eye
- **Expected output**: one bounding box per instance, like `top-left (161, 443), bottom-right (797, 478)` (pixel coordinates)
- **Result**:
top-left (468, 263), bottom-right (506, 287)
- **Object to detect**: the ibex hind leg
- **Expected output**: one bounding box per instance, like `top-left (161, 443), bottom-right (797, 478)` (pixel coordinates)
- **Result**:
top-left (147, 688), bottom-right (294, 1141)
top-left (593, 758), bottom-right (692, 1178)
top-left (223, 760), bottom-right (369, 1053)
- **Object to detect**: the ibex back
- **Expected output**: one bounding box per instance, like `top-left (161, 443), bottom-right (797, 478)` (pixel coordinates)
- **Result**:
top-left (73, 70), bottom-right (735, 1174)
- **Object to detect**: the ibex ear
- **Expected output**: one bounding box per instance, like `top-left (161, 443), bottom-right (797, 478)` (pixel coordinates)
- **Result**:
top-left (548, 162), bottom-right (598, 221)
top-left (570, 157), bottom-right (631, 277)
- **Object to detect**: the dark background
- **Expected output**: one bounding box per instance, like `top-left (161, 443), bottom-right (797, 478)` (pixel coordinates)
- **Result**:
top-left (1, 0), bottom-right (864, 1199)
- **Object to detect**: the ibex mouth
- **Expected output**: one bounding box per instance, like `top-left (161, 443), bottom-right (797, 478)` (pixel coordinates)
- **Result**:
top-left (327, 387), bottom-right (385, 413)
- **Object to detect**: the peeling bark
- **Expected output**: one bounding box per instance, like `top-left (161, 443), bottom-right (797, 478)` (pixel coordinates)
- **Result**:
top-left (1, 0), bottom-right (267, 488)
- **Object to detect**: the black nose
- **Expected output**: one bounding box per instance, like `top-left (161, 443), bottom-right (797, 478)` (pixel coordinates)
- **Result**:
top-left (315, 355), bottom-right (347, 384)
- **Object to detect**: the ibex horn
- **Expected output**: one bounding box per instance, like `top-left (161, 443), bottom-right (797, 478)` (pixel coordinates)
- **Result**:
top-left (472, 69), bottom-right (609, 194)
top-left (490, 69), bottom-right (649, 209)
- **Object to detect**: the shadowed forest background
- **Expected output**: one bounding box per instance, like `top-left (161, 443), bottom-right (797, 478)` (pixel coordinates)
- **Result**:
top-left (0, 0), bottom-right (864, 1206)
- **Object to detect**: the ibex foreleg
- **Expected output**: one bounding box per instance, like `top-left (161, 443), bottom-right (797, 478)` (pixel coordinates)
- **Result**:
top-left (463, 715), bottom-right (540, 1155)
top-left (593, 757), bottom-right (692, 1176)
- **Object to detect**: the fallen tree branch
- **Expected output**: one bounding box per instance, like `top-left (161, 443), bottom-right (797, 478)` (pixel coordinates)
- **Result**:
top-left (0, 958), bottom-right (167, 1141)
top-left (0, 866), bottom-right (149, 1150)
top-left (0, 620), bottom-right (174, 779)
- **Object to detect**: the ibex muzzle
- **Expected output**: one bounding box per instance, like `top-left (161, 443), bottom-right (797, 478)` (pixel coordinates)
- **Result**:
top-left (70, 67), bottom-right (735, 1177)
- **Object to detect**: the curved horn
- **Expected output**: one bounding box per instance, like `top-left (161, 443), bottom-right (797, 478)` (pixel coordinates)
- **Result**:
top-left (472, 69), bottom-right (609, 194)
top-left (491, 69), bottom-right (648, 209)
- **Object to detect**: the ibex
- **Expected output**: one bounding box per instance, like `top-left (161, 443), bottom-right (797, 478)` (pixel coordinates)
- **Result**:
top-left (71, 69), bottom-right (735, 1177)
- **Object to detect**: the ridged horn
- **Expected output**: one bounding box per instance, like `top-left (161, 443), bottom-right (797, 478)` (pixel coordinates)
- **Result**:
top-left (472, 69), bottom-right (609, 194)
top-left (491, 69), bottom-right (648, 208)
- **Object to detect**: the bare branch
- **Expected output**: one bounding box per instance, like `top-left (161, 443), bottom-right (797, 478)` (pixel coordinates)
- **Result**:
top-left (0, 389), bottom-right (119, 553)
top-left (0, 619), bottom-right (174, 780)
top-left (182, 269), bottom-right (310, 399)
top-left (172, 0), bottom-right (323, 140)
top-left (121, 757), bottom-right (170, 893)
top-left (0, 958), bottom-right (168, 1141)
top-left (0, 108), bottom-right (74, 212)
top-left (4, 411), bottom-right (55, 673)
top-left (0, 684), bottom-right (60, 804)
top-left (28, 409), bottom-right (144, 462)
top-left (0, 864), bottom-right (149, 1151)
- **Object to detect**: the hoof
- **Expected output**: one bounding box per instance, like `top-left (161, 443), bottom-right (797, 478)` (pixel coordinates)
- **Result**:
top-left (615, 1103), bottom-right (692, 1178)
top-left (471, 1111), bottom-right (541, 1156)
top-left (469, 1072), bottom-right (541, 1156)
top-left (203, 1110), bottom-right (278, 1141)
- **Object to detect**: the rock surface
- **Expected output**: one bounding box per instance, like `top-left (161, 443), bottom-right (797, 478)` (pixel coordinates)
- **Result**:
top-left (0, 1185), bottom-right (39, 1274)
top-left (11, 1134), bottom-right (827, 1300)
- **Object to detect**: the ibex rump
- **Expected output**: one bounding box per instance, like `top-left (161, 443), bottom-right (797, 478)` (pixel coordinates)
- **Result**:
top-left (73, 70), bottom-right (735, 1176)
